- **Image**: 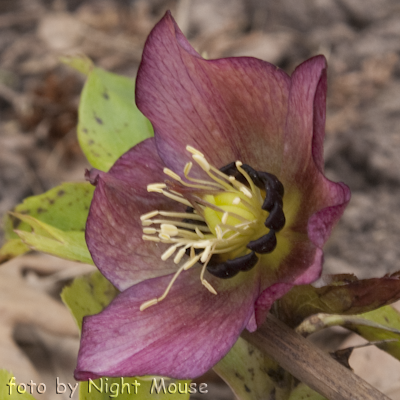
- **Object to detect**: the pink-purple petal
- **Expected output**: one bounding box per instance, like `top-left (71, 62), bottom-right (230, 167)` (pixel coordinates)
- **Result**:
top-left (282, 55), bottom-right (327, 185)
top-left (308, 181), bottom-right (351, 248)
top-left (312, 67), bottom-right (328, 173)
top-left (86, 138), bottom-right (179, 291)
top-left (75, 268), bottom-right (259, 380)
top-left (136, 11), bottom-right (291, 176)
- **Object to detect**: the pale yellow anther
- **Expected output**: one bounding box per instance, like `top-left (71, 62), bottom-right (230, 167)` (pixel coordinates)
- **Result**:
top-left (143, 228), bottom-right (157, 234)
top-left (184, 162), bottom-right (192, 176)
top-left (201, 245), bottom-right (212, 263)
top-left (195, 226), bottom-right (205, 238)
top-left (147, 186), bottom-right (163, 193)
top-left (233, 197), bottom-right (241, 205)
top-left (159, 233), bottom-right (171, 240)
top-left (163, 168), bottom-right (182, 181)
top-left (142, 235), bottom-right (161, 242)
top-left (140, 210), bottom-right (159, 221)
top-left (215, 225), bottom-right (223, 240)
top-left (160, 224), bottom-right (179, 236)
top-left (161, 245), bottom-right (178, 261)
top-left (193, 240), bottom-right (212, 249)
top-left (186, 145), bottom-right (204, 157)
top-left (221, 212), bottom-right (229, 225)
top-left (141, 220), bottom-right (153, 226)
top-left (240, 186), bottom-right (253, 198)
top-left (193, 154), bottom-right (210, 171)
top-left (174, 247), bottom-right (187, 264)
top-left (140, 298), bottom-right (158, 311)
top-left (183, 254), bottom-right (201, 270)
top-left (202, 279), bottom-right (217, 295)
top-left (147, 183), bottom-right (166, 193)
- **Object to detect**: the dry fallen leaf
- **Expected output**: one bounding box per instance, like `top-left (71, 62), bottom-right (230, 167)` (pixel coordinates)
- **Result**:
top-left (0, 254), bottom-right (93, 399)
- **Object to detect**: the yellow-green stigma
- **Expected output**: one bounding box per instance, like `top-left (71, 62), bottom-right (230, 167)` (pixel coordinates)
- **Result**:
top-left (139, 146), bottom-right (285, 311)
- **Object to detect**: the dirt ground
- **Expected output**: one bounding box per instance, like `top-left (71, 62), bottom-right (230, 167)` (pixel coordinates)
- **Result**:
top-left (1, 0), bottom-right (400, 399)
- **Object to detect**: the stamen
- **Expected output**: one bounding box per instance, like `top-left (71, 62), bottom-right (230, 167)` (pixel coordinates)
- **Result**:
top-left (195, 226), bottom-right (205, 238)
top-left (160, 224), bottom-right (179, 236)
top-left (140, 298), bottom-right (159, 311)
top-left (160, 190), bottom-right (192, 207)
top-left (215, 225), bottom-right (223, 240)
top-left (159, 211), bottom-right (204, 221)
top-left (140, 210), bottom-right (159, 221)
top-left (202, 279), bottom-right (217, 294)
top-left (143, 228), bottom-right (157, 234)
top-left (201, 245), bottom-right (212, 263)
top-left (174, 247), bottom-right (188, 264)
top-left (141, 220), bottom-right (153, 226)
top-left (161, 245), bottom-right (178, 261)
top-left (193, 154), bottom-right (210, 171)
top-left (163, 168), bottom-right (182, 181)
top-left (142, 235), bottom-right (161, 242)
top-left (236, 161), bottom-right (257, 197)
top-left (147, 184), bottom-right (166, 193)
top-left (240, 186), bottom-right (253, 198)
top-left (186, 145), bottom-right (204, 157)
top-left (184, 162), bottom-right (192, 176)
top-left (150, 218), bottom-right (210, 232)
top-left (141, 260), bottom-right (192, 310)
top-left (198, 245), bottom-right (218, 295)
top-left (233, 197), bottom-right (241, 205)
top-left (183, 254), bottom-right (201, 270)
top-left (192, 240), bottom-right (213, 249)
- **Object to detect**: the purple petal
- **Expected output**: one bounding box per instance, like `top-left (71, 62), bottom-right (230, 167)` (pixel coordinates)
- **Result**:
top-left (283, 55), bottom-right (327, 184)
top-left (86, 138), bottom-right (179, 291)
top-left (278, 54), bottom-right (351, 255)
top-left (308, 181), bottom-right (351, 247)
top-left (75, 268), bottom-right (259, 380)
top-left (136, 11), bottom-right (291, 176)
top-left (312, 66), bottom-right (327, 173)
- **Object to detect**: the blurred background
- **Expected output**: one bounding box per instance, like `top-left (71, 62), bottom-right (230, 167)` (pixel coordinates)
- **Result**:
top-left (0, 0), bottom-right (400, 398)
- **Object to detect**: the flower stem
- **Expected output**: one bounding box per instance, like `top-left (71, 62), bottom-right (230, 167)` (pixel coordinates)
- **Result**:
top-left (242, 314), bottom-right (390, 400)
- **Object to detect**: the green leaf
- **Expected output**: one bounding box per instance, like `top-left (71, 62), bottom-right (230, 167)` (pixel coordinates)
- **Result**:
top-left (352, 305), bottom-right (400, 361)
top-left (61, 270), bottom-right (118, 330)
top-left (1, 182), bottom-right (95, 263)
top-left (0, 238), bottom-right (29, 264)
top-left (288, 383), bottom-right (327, 400)
top-left (78, 67), bottom-right (153, 171)
top-left (0, 370), bottom-right (37, 400)
top-left (214, 337), bottom-right (290, 400)
top-left (13, 213), bottom-right (93, 264)
top-left (61, 54), bottom-right (94, 75)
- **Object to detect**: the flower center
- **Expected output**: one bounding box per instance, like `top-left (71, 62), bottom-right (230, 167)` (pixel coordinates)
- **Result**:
top-left (139, 146), bottom-right (285, 311)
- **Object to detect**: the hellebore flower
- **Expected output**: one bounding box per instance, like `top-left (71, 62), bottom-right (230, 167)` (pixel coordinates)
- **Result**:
top-left (75, 12), bottom-right (350, 380)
